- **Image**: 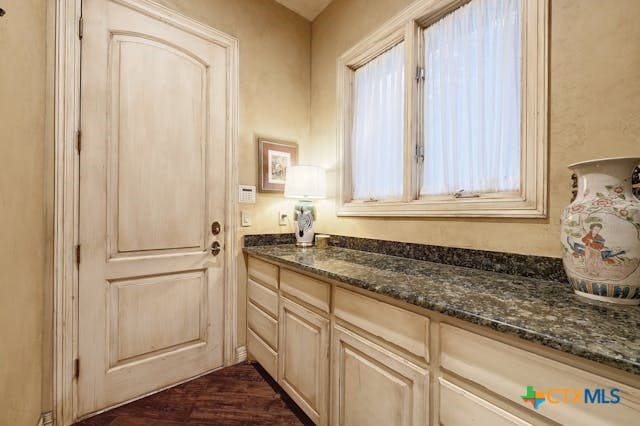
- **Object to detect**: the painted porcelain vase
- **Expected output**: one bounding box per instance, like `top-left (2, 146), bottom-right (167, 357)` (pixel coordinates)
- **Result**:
top-left (560, 157), bottom-right (640, 305)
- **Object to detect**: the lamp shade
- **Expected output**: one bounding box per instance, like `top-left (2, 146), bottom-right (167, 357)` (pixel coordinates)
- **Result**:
top-left (284, 165), bottom-right (326, 199)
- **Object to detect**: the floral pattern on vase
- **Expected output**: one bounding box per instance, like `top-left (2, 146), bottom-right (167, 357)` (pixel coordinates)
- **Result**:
top-left (560, 157), bottom-right (640, 305)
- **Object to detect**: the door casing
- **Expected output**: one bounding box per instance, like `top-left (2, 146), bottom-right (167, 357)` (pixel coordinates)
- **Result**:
top-left (52, 1), bottom-right (240, 424)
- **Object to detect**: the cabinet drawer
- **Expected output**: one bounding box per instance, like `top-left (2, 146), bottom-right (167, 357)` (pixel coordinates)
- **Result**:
top-left (247, 301), bottom-right (277, 350)
top-left (439, 379), bottom-right (531, 426)
top-left (334, 287), bottom-right (429, 363)
top-left (247, 328), bottom-right (277, 380)
top-left (280, 269), bottom-right (330, 313)
top-left (247, 278), bottom-right (278, 318)
top-left (248, 257), bottom-right (278, 289)
top-left (440, 324), bottom-right (640, 425)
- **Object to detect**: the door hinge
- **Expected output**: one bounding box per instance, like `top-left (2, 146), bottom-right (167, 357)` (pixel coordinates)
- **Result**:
top-left (75, 245), bottom-right (81, 266)
top-left (416, 66), bottom-right (425, 82)
top-left (79, 17), bottom-right (83, 39)
top-left (74, 358), bottom-right (80, 379)
top-left (76, 130), bottom-right (82, 153)
top-left (415, 144), bottom-right (424, 161)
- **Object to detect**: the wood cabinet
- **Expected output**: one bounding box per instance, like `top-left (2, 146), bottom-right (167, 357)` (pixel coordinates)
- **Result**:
top-left (331, 324), bottom-right (428, 426)
top-left (245, 255), bottom-right (640, 426)
top-left (333, 286), bottom-right (429, 365)
top-left (246, 259), bottom-right (279, 379)
top-left (279, 297), bottom-right (330, 425)
top-left (438, 378), bottom-right (532, 426)
top-left (440, 324), bottom-right (640, 426)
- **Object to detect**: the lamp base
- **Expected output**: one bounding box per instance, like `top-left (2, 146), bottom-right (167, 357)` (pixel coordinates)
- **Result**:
top-left (294, 200), bottom-right (315, 247)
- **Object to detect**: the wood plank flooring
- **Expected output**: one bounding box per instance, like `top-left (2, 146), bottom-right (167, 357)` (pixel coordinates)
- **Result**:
top-left (74, 363), bottom-right (312, 426)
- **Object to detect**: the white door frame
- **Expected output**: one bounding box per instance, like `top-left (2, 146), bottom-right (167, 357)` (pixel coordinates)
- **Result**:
top-left (53, 1), bottom-right (240, 424)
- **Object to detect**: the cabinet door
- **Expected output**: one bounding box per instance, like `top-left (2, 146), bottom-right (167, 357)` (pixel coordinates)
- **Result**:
top-left (278, 297), bottom-right (330, 425)
top-left (332, 324), bottom-right (429, 426)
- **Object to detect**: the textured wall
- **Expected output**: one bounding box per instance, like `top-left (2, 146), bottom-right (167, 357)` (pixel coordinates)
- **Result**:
top-left (310, 0), bottom-right (640, 257)
top-left (0, 0), bottom-right (47, 423)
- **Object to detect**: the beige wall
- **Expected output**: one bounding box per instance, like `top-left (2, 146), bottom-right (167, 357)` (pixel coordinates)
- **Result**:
top-left (310, 0), bottom-right (640, 257)
top-left (0, 0), bottom-right (47, 424)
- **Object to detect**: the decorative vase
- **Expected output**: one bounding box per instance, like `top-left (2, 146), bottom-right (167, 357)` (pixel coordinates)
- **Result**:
top-left (560, 157), bottom-right (640, 305)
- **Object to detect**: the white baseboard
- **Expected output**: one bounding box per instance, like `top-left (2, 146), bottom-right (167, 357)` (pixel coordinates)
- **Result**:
top-left (235, 345), bottom-right (247, 363)
top-left (38, 412), bottom-right (53, 426)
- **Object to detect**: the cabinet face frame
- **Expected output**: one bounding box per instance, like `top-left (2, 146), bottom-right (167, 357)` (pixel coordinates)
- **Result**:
top-left (331, 324), bottom-right (429, 426)
top-left (278, 297), bottom-right (330, 425)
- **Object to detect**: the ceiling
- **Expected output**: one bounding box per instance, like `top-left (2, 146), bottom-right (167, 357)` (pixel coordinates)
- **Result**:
top-left (275, 0), bottom-right (334, 21)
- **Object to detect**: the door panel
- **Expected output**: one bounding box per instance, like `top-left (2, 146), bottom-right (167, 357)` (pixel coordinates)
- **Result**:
top-left (113, 35), bottom-right (207, 254)
top-left (278, 298), bottom-right (329, 425)
top-left (439, 379), bottom-right (531, 426)
top-left (108, 271), bottom-right (206, 366)
top-left (78, 0), bottom-right (230, 416)
top-left (331, 324), bottom-right (428, 426)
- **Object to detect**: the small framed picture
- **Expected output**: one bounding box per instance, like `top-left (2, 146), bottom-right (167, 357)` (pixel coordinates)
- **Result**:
top-left (258, 137), bottom-right (298, 193)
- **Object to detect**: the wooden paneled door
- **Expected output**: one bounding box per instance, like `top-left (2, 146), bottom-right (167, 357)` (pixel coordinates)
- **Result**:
top-left (77, 0), bottom-right (232, 417)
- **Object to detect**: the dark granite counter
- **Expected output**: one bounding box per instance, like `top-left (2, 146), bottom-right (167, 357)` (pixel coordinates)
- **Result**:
top-left (244, 244), bottom-right (640, 376)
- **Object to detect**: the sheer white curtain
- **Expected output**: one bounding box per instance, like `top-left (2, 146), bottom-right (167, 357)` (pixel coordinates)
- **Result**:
top-left (422, 0), bottom-right (521, 196)
top-left (352, 42), bottom-right (405, 200)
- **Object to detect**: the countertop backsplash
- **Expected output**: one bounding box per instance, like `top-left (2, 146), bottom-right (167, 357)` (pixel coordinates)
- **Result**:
top-left (243, 233), bottom-right (567, 283)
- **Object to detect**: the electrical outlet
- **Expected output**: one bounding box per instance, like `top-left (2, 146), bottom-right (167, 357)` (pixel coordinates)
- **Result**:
top-left (279, 210), bottom-right (289, 226)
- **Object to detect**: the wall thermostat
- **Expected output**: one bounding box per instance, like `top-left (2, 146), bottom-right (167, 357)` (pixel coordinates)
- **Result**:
top-left (238, 185), bottom-right (256, 204)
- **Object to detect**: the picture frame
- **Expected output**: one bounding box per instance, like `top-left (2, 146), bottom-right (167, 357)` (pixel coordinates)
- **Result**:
top-left (257, 136), bottom-right (298, 192)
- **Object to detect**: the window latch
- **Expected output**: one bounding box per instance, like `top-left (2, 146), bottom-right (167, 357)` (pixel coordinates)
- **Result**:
top-left (454, 189), bottom-right (480, 199)
top-left (415, 66), bottom-right (425, 82)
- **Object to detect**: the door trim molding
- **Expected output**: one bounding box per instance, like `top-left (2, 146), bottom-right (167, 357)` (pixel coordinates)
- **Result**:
top-left (53, 1), bottom-right (239, 424)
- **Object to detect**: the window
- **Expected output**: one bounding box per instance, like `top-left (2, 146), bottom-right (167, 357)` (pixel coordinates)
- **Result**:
top-left (337, 0), bottom-right (548, 217)
top-left (352, 42), bottom-right (405, 200)
top-left (422, 0), bottom-right (521, 197)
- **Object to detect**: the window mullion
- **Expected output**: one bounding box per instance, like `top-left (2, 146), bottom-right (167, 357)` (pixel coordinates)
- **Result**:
top-left (415, 21), bottom-right (425, 201)
top-left (403, 20), bottom-right (421, 202)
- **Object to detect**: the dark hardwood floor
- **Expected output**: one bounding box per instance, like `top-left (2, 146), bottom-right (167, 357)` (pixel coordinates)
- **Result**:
top-left (74, 363), bottom-right (312, 426)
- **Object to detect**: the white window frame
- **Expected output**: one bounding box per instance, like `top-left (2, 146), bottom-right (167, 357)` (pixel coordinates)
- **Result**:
top-left (337, 0), bottom-right (548, 218)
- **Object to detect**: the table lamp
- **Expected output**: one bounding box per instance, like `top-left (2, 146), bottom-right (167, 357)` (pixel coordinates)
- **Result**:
top-left (284, 165), bottom-right (327, 247)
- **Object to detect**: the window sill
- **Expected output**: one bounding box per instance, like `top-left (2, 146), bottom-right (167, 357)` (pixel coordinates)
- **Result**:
top-left (337, 196), bottom-right (547, 218)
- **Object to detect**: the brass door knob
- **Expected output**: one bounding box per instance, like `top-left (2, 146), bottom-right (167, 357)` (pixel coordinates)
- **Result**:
top-left (211, 241), bottom-right (221, 256)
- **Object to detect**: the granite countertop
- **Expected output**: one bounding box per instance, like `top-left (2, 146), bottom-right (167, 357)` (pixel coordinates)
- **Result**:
top-left (244, 244), bottom-right (640, 376)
